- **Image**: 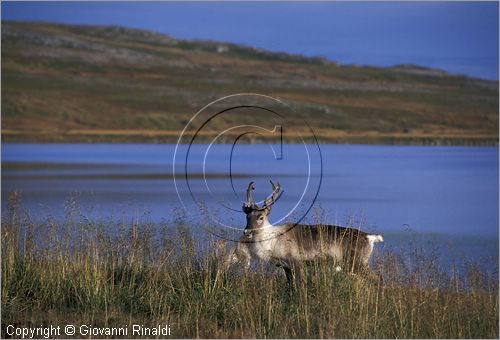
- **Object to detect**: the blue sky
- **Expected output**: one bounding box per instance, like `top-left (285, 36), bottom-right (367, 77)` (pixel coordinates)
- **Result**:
top-left (2, 1), bottom-right (498, 80)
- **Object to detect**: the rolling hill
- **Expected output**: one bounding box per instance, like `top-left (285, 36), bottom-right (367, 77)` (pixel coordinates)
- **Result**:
top-left (1, 21), bottom-right (498, 145)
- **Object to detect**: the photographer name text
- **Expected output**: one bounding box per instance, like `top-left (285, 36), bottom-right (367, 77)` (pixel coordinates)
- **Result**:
top-left (6, 324), bottom-right (171, 338)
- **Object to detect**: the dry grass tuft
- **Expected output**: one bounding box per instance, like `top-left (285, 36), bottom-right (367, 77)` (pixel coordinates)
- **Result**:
top-left (1, 192), bottom-right (498, 338)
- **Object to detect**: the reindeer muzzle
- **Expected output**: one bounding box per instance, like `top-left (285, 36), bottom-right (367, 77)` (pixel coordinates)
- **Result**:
top-left (243, 229), bottom-right (253, 239)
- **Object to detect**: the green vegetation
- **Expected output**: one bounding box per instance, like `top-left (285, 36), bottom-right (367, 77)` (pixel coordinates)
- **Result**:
top-left (2, 192), bottom-right (498, 338)
top-left (2, 21), bottom-right (498, 145)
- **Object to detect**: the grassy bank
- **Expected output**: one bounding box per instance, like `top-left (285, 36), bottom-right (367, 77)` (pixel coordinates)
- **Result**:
top-left (1, 193), bottom-right (498, 338)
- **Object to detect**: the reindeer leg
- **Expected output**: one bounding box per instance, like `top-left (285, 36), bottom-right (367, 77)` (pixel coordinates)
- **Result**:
top-left (275, 260), bottom-right (295, 293)
top-left (241, 250), bottom-right (251, 274)
top-left (350, 260), bottom-right (384, 286)
top-left (363, 266), bottom-right (384, 286)
top-left (283, 266), bottom-right (294, 293)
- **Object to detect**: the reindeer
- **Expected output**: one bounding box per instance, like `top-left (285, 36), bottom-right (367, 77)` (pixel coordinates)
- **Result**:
top-left (239, 181), bottom-right (384, 286)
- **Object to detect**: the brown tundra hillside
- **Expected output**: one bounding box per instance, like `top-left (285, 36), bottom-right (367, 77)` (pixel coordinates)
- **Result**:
top-left (2, 21), bottom-right (498, 144)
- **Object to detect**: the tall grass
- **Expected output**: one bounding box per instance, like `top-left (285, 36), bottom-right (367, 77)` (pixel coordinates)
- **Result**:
top-left (1, 192), bottom-right (498, 338)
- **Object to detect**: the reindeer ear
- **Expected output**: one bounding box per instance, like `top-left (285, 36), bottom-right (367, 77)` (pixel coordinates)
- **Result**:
top-left (242, 203), bottom-right (250, 213)
top-left (263, 205), bottom-right (272, 214)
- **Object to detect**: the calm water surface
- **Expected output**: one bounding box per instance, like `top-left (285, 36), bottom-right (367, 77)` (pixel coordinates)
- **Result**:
top-left (2, 143), bottom-right (498, 265)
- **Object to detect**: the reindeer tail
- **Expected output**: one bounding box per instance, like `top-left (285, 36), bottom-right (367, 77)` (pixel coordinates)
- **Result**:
top-left (367, 234), bottom-right (384, 244)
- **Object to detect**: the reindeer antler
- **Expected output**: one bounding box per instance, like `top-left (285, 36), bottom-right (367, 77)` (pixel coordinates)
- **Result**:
top-left (263, 180), bottom-right (281, 210)
top-left (242, 182), bottom-right (256, 213)
top-left (242, 180), bottom-right (281, 213)
top-left (245, 182), bottom-right (254, 206)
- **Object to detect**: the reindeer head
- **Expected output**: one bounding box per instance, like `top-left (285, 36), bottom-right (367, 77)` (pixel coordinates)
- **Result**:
top-left (242, 180), bottom-right (281, 238)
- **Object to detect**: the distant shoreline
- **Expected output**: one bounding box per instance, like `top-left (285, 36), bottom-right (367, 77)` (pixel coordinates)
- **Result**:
top-left (2, 130), bottom-right (498, 146)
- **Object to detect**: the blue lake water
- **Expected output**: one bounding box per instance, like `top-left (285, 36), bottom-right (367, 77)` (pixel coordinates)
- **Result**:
top-left (1, 143), bottom-right (499, 267)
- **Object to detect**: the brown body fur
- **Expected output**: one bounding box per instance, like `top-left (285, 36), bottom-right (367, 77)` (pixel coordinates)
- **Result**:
top-left (247, 223), bottom-right (379, 275)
